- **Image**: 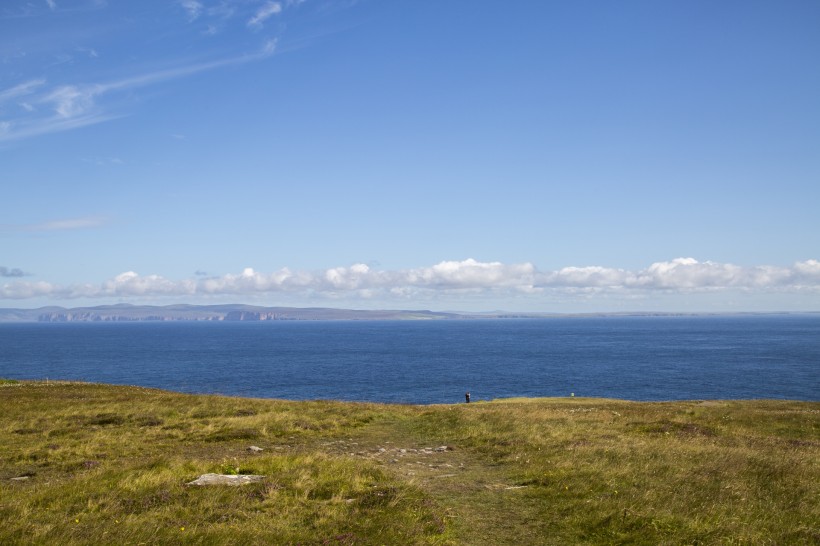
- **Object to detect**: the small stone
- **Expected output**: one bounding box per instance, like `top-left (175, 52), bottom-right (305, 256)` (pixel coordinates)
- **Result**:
top-left (186, 473), bottom-right (266, 486)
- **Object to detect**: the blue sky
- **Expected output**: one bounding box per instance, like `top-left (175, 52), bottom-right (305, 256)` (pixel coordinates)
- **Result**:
top-left (1, 0), bottom-right (819, 312)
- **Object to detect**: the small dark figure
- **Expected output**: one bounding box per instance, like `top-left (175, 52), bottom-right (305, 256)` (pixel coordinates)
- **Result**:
top-left (465, 391), bottom-right (471, 403)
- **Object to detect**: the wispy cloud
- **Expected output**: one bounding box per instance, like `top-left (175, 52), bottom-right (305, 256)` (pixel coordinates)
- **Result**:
top-left (248, 1), bottom-right (282, 28)
top-left (1, 0), bottom-right (104, 19)
top-left (0, 111), bottom-right (120, 142)
top-left (30, 216), bottom-right (108, 231)
top-left (0, 79), bottom-right (46, 103)
top-left (3, 258), bottom-right (819, 302)
top-left (2, 216), bottom-right (109, 233)
top-left (81, 156), bottom-right (124, 166)
top-left (1, 0), bottom-right (310, 143)
top-left (262, 38), bottom-right (278, 55)
top-left (44, 84), bottom-right (100, 118)
top-left (0, 45), bottom-right (276, 143)
top-left (76, 46), bottom-right (99, 58)
top-left (179, 0), bottom-right (203, 21)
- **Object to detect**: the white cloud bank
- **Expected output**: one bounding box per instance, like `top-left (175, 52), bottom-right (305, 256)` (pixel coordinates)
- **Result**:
top-left (2, 258), bottom-right (819, 304)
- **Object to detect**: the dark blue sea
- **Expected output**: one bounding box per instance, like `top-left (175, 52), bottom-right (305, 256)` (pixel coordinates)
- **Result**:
top-left (1, 316), bottom-right (818, 403)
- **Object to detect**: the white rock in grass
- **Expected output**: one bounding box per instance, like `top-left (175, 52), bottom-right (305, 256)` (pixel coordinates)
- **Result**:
top-left (248, 446), bottom-right (264, 453)
top-left (186, 473), bottom-right (265, 486)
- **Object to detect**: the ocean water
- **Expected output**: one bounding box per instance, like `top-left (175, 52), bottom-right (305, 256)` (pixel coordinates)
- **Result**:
top-left (0, 315), bottom-right (818, 403)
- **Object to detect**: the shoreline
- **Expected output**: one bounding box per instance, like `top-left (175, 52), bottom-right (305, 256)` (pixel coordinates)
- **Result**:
top-left (3, 378), bottom-right (819, 405)
top-left (2, 303), bottom-right (820, 323)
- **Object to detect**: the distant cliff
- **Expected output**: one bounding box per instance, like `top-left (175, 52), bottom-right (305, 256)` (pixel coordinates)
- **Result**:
top-left (0, 304), bottom-right (470, 323)
top-left (0, 305), bottom-right (772, 323)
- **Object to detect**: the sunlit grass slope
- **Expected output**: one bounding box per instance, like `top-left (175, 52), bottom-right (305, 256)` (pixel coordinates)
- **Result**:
top-left (1, 380), bottom-right (818, 544)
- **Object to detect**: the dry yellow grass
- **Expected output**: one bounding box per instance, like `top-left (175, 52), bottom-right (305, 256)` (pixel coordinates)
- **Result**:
top-left (1, 380), bottom-right (818, 544)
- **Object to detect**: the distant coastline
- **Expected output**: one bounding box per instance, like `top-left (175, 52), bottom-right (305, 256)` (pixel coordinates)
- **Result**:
top-left (0, 303), bottom-right (814, 323)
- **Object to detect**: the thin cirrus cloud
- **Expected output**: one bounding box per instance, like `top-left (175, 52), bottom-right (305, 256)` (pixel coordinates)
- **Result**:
top-left (1, 216), bottom-right (109, 233)
top-left (0, 44), bottom-right (277, 144)
top-left (179, 0), bottom-right (203, 21)
top-left (0, 79), bottom-right (46, 103)
top-left (0, 0), bottom-right (307, 143)
top-left (248, 2), bottom-right (282, 28)
top-left (2, 258), bottom-right (819, 301)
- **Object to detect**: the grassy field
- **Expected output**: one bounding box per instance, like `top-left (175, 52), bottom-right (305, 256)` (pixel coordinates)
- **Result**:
top-left (1, 379), bottom-right (818, 544)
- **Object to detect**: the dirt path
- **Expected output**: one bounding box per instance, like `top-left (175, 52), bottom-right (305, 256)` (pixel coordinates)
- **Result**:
top-left (319, 417), bottom-right (550, 544)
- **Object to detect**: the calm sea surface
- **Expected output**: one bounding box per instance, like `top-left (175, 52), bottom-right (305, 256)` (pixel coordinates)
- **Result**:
top-left (0, 316), bottom-right (818, 403)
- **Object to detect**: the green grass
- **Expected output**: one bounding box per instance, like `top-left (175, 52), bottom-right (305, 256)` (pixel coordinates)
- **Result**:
top-left (1, 381), bottom-right (818, 544)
